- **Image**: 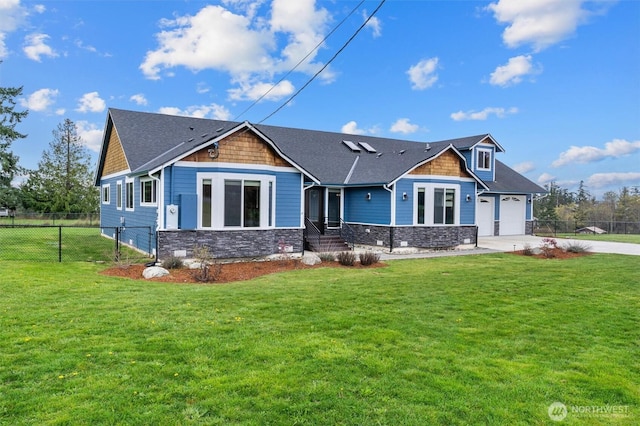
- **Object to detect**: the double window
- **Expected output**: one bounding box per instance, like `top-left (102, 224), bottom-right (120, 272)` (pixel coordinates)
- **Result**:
top-left (415, 184), bottom-right (459, 225)
top-left (199, 173), bottom-right (274, 229)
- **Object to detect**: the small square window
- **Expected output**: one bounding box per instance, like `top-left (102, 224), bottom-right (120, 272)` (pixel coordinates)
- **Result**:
top-left (477, 149), bottom-right (491, 170)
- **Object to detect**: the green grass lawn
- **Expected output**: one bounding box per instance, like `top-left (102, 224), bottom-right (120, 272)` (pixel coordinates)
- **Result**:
top-left (553, 233), bottom-right (640, 244)
top-left (1, 254), bottom-right (638, 425)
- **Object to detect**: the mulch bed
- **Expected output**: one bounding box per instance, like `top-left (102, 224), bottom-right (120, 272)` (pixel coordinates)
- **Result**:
top-left (100, 259), bottom-right (386, 284)
top-left (510, 247), bottom-right (592, 260)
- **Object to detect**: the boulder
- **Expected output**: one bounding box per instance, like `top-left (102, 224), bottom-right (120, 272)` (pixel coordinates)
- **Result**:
top-left (143, 266), bottom-right (170, 279)
top-left (301, 253), bottom-right (321, 266)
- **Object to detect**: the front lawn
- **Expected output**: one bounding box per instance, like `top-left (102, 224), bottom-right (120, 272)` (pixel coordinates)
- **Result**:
top-left (1, 254), bottom-right (638, 425)
top-left (556, 233), bottom-right (640, 244)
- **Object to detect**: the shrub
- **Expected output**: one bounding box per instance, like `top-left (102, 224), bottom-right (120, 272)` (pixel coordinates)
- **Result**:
top-left (336, 251), bottom-right (356, 266)
top-left (521, 243), bottom-right (535, 256)
top-left (539, 238), bottom-right (559, 258)
top-left (191, 244), bottom-right (221, 282)
top-left (563, 241), bottom-right (592, 253)
top-left (162, 256), bottom-right (184, 270)
top-left (359, 251), bottom-right (380, 266)
top-left (318, 252), bottom-right (336, 262)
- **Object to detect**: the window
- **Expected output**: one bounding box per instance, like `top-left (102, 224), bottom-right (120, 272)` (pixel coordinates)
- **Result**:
top-left (140, 179), bottom-right (157, 205)
top-left (414, 184), bottom-right (459, 225)
top-left (102, 184), bottom-right (110, 204)
top-left (199, 173), bottom-right (274, 229)
top-left (116, 181), bottom-right (122, 210)
top-left (327, 188), bottom-right (341, 227)
top-left (125, 179), bottom-right (134, 210)
top-left (477, 149), bottom-right (491, 170)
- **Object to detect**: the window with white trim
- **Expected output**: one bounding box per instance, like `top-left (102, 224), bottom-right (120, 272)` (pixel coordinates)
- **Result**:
top-left (477, 149), bottom-right (492, 170)
top-left (116, 181), bottom-right (122, 210)
top-left (125, 179), bottom-right (134, 211)
top-left (102, 184), bottom-right (110, 205)
top-left (199, 173), bottom-right (275, 229)
top-left (140, 178), bottom-right (157, 206)
top-left (414, 183), bottom-right (460, 225)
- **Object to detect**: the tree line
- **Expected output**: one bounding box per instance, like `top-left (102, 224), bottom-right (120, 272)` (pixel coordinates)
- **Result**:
top-left (1, 82), bottom-right (98, 215)
top-left (534, 181), bottom-right (640, 226)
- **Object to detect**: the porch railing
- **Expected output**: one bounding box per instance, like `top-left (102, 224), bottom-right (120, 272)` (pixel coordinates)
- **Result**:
top-left (339, 219), bottom-right (355, 250)
top-left (304, 217), bottom-right (322, 251)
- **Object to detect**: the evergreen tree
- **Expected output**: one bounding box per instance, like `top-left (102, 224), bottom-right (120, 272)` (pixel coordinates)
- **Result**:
top-left (0, 83), bottom-right (28, 210)
top-left (573, 180), bottom-right (592, 227)
top-left (21, 119), bottom-right (98, 214)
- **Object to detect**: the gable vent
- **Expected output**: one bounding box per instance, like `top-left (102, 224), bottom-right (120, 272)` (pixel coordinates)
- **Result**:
top-left (342, 140), bottom-right (361, 152)
top-left (358, 141), bottom-right (377, 153)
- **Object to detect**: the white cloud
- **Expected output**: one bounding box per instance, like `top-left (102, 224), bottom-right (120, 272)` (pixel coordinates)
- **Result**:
top-left (19, 88), bottom-right (59, 111)
top-left (407, 57), bottom-right (439, 90)
top-left (75, 121), bottom-right (103, 152)
top-left (513, 161), bottom-right (535, 174)
top-left (227, 79), bottom-right (294, 102)
top-left (538, 172), bottom-right (556, 185)
top-left (587, 172), bottom-right (640, 189)
top-left (552, 139), bottom-right (640, 167)
top-left (489, 55), bottom-right (540, 87)
top-left (158, 103), bottom-right (232, 120)
top-left (450, 106), bottom-right (518, 121)
top-left (76, 92), bottom-right (106, 113)
top-left (23, 33), bottom-right (58, 61)
top-left (390, 118), bottom-right (418, 134)
top-left (130, 93), bottom-right (148, 106)
top-left (341, 120), bottom-right (366, 135)
top-left (363, 10), bottom-right (382, 38)
top-left (0, 0), bottom-right (27, 59)
top-left (140, 0), bottom-right (332, 92)
top-left (486, 0), bottom-right (595, 52)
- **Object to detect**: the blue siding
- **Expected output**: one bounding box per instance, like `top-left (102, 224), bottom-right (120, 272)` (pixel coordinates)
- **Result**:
top-left (345, 187), bottom-right (391, 225)
top-left (472, 146), bottom-right (495, 182)
top-left (169, 165), bottom-right (301, 229)
top-left (395, 179), bottom-right (414, 226)
top-left (459, 181), bottom-right (476, 225)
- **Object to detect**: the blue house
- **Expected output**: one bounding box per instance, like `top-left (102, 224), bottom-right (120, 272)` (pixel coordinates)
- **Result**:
top-left (95, 108), bottom-right (544, 259)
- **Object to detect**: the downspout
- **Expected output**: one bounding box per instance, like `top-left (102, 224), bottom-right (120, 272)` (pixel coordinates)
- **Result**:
top-left (383, 183), bottom-right (394, 252)
top-left (148, 170), bottom-right (161, 263)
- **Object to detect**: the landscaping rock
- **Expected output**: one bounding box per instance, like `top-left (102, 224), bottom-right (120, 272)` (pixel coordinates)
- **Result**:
top-left (143, 266), bottom-right (170, 279)
top-left (301, 253), bottom-right (321, 266)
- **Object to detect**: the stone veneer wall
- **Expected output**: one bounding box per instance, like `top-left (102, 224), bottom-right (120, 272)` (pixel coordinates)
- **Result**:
top-left (348, 223), bottom-right (477, 250)
top-left (525, 220), bottom-right (534, 235)
top-left (158, 228), bottom-right (303, 260)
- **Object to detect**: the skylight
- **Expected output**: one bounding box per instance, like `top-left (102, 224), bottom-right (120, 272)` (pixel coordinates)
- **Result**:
top-left (358, 141), bottom-right (377, 153)
top-left (342, 140), bottom-right (361, 152)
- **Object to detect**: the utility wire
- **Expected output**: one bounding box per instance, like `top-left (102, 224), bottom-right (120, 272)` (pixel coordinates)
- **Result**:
top-left (258, 0), bottom-right (386, 124)
top-left (233, 0), bottom-right (366, 122)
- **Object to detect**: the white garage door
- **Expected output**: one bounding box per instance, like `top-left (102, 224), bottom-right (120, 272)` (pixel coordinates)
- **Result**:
top-left (477, 196), bottom-right (494, 236)
top-left (499, 195), bottom-right (526, 235)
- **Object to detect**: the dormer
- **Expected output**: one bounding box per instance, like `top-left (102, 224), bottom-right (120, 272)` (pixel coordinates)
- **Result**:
top-left (455, 134), bottom-right (504, 183)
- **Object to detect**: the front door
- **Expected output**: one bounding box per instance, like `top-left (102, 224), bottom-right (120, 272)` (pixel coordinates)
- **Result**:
top-left (305, 187), bottom-right (324, 233)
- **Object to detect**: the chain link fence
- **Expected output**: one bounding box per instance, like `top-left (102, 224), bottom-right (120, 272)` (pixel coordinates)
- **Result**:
top-left (535, 220), bottom-right (640, 236)
top-left (0, 225), bottom-right (154, 263)
top-left (0, 212), bottom-right (100, 226)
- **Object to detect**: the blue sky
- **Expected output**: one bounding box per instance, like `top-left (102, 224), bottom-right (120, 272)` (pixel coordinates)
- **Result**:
top-left (1, 0), bottom-right (638, 198)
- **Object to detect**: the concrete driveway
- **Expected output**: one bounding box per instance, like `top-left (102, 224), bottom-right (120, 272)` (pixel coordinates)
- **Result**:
top-left (478, 235), bottom-right (640, 256)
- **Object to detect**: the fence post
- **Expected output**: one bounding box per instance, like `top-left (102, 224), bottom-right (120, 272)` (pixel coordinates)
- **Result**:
top-left (58, 226), bottom-right (62, 262)
top-left (115, 227), bottom-right (120, 262)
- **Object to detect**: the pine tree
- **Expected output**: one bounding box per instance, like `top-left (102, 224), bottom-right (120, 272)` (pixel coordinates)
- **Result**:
top-left (21, 119), bottom-right (98, 214)
top-left (0, 84), bottom-right (28, 210)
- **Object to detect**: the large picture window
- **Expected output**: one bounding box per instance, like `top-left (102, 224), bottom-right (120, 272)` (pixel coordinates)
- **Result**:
top-left (199, 173), bottom-right (274, 229)
top-left (414, 184), bottom-right (459, 226)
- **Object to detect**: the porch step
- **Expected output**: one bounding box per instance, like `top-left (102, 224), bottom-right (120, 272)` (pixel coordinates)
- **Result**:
top-left (306, 235), bottom-right (351, 252)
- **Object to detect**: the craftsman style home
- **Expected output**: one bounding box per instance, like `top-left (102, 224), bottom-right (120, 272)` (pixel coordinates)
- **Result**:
top-left (95, 108), bottom-right (544, 259)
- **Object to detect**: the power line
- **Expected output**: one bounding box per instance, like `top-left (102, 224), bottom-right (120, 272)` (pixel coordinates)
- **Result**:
top-left (258, 0), bottom-right (387, 124)
top-left (233, 0), bottom-right (367, 122)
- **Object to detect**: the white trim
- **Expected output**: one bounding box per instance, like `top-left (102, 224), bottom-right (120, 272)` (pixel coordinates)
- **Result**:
top-left (174, 160), bottom-right (298, 173)
top-left (197, 171), bottom-right (275, 230)
top-left (101, 169), bottom-right (131, 181)
top-left (476, 148), bottom-right (492, 171)
top-left (116, 180), bottom-right (123, 211)
top-left (125, 177), bottom-right (135, 212)
top-left (139, 177), bottom-right (158, 207)
top-left (101, 183), bottom-right (111, 205)
top-left (413, 182), bottom-right (461, 226)
top-left (407, 174), bottom-right (477, 183)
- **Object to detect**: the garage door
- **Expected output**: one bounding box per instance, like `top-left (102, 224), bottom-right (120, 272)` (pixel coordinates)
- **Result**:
top-left (477, 196), bottom-right (494, 236)
top-left (499, 195), bottom-right (525, 235)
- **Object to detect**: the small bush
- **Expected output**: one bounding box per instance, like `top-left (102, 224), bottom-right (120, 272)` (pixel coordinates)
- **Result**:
top-left (336, 251), bottom-right (356, 266)
top-left (563, 241), bottom-right (592, 253)
top-left (521, 243), bottom-right (535, 256)
top-left (162, 256), bottom-right (184, 269)
top-left (318, 252), bottom-right (336, 262)
top-left (539, 238), bottom-right (559, 258)
top-left (359, 251), bottom-right (380, 266)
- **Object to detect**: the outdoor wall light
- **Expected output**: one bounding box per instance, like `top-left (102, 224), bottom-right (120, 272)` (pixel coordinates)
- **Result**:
top-left (466, 194), bottom-right (471, 202)
top-left (402, 192), bottom-right (408, 200)
top-left (366, 193), bottom-right (371, 200)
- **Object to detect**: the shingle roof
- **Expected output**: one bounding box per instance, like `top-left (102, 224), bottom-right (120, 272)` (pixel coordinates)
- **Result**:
top-left (487, 160), bottom-right (546, 193)
top-left (98, 108), bottom-right (542, 194)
